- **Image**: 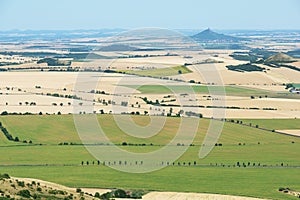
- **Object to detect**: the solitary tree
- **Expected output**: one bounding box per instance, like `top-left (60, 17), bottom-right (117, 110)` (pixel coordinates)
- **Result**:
top-left (95, 192), bottom-right (100, 198)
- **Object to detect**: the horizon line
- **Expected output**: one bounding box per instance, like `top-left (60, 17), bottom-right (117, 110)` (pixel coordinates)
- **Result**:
top-left (1, 28), bottom-right (300, 32)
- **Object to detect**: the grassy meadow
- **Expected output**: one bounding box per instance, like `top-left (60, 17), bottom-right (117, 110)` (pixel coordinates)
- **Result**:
top-left (124, 84), bottom-right (299, 99)
top-left (2, 166), bottom-right (299, 200)
top-left (236, 119), bottom-right (300, 130)
top-left (124, 85), bottom-right (263, 95)
top-left (0, 115), bottom-right (299, 199)
top-left (118, 65), bottom-right (192, 77)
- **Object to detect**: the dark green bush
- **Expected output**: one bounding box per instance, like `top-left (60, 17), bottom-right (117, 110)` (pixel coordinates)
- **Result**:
top-left (17, 189), bottom-right (31, 198)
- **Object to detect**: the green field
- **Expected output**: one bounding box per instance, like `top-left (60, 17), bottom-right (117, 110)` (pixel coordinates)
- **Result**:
top-left (125, 84), bottom-right (264, 95)
top-left (237, 119), bottom-right (300, 130)
top-left (126, 85), bottom-right (268, 96)
top-left (0, 115), bottom-right (299, 199)
top-left (118, 65), bottom-right (192, 77)
top-left (124, 84), bottom-right (299, 99)
top-left (293, 83), bottom-right (300, 88)
top-left (2, 166), bottom-right (299, 200)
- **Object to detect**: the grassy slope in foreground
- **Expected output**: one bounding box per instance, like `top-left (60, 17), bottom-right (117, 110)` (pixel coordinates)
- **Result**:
top-left (0, 115), bottom-right (299, 199)
top-left (1, 166), bottom-right (299, 200)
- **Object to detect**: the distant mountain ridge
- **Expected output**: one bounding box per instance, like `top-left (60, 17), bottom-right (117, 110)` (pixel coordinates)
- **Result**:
top-left (192, 28), bottom-right (245, 42)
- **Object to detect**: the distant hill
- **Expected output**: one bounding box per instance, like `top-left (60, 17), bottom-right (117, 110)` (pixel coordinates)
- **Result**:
top-left (265, 52), bottom-right (296, 63)
top-left (226, 63), bottom-right (266, 72)
top-left (37, 58), bottom-right (70, 66)
top-left (192, 28), bottom-right (245, 42)
top-left (99, 44), bottom-right (138, 51)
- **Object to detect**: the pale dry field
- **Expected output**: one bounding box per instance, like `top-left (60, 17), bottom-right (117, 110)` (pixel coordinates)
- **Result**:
top-left (2, 95), bottom-right (300, 118)
top-left (0, 47), bottom-right (299, 119)
top-left (277, 130), bottom-right (300, 137)
top-left (167, 50), bottom-right (300, 85)
top-left (142, 191), bottom-right (266, 200)
top-left (178, 61), bottom-right (300, 85)
top-left (0, 71), bottom-right (299, 118)
top-left (0, 62), bottom-right (46, 69)
top-left (71, 55), bottom-right (187, 70)
top-left (184, 63), bottom-right (286, 85)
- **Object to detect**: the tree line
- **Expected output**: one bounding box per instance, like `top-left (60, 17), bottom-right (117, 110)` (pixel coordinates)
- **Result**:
top-left (0, 121), bottom-right (32, 143)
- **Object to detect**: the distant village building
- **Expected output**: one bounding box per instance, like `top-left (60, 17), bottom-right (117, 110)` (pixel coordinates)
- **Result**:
top-left (290, 88), bottom-right (300, 94)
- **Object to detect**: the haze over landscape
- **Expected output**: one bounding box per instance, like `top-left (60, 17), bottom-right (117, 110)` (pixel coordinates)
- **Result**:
top-left (1, 0), bottom-right (300, 30)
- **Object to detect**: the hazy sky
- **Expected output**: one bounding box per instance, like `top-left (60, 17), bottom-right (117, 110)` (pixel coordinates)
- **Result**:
top-left (0, 0), bottom-right (300, 30)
